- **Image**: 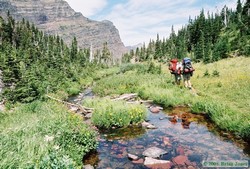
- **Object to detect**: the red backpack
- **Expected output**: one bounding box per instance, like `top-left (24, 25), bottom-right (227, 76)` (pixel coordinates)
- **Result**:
top-left (169, 59), bottom-right (178, 74)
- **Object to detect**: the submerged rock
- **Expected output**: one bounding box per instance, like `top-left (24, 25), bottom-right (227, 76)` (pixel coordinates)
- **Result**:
top-left (144, 157), bottom-right (171, 169)
top-left (163, 137), bottom-right (171, 146)
top-left (142, 121), bottom-right (157, 129)
top-left (143, 147), bottom-right (168, 158)
top-left (149, 106), bottom-right (163, 113)
top-left (172, 155), bottom-right (192, 166)
top-left (128, 153), bottom-right (139, 160)
top-left (147, 124), bottom-right (157, 129)
top-left (132, 158), bottom-right (144, 164)
top-left (176, 146), bottom-right (185, 155)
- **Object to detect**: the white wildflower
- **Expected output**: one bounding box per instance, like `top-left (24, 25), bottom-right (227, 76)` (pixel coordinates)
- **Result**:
top-left (53, 145), bottom-right (60, 150)
top-left (44, 135), bottom-right (54, 142)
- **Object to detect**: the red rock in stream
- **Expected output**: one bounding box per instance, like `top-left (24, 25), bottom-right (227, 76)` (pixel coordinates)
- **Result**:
top-left (132, 158), bottom-right (144, 164)
top-left (117, 153), bottom-right (123, 158)
top-left (150, 107), bottom-right (161, 113)
top-left (176, 146), bottom-right (185, 155)
top-left (172, 155), bottom-right (192, 166)
top-left (144, 157), bottom-right (172, 169)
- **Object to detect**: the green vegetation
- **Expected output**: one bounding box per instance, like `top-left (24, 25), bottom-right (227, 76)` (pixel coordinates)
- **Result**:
top-left (83, 98), bottom-right (146, 128)
top-left (0, 100), bottom-right (98, 168)
top-left (93, 57), bottom-right (250, 140)
top-left (0, 1), bottom-right (249, 168)
top-left (122, 0), bottom-right (250, 63)
top-left (93, 64), bottom-right (194, 107)
top-left (190, 57), bottom-right (250, 139)
top-left (0, 14), bottom-right (116, 103)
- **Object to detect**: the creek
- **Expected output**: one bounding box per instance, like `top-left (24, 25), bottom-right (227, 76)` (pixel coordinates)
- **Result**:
top-left (69, 89), bottom-right (250, 169)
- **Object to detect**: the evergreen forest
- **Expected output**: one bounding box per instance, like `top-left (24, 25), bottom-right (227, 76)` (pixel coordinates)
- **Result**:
top-left (122, 0), bottom-right (250, 63)
top-left (0, 13), bottom-right (112, 103)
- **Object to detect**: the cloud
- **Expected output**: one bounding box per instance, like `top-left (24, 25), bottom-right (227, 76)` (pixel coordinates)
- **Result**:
top-left (96, 0), bottom-right (201, 46)
top-left (66, 0), bottom-right (238, 46)
top-left (66, 0), bottom-right (107, 17)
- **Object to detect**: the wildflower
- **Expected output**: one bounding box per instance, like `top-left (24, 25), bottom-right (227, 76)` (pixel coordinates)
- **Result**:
top-left (44, 135), bottom-right (54, 142)
top-left (53, 145), bottom-right (60, 150)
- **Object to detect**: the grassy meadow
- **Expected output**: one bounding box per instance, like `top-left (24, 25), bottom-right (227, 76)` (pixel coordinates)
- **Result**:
top-left (0, 57), bottom-right (249, 168)
top-left (0, 100), bottom-right (98, 168)
top-left (0, 66), bottom-right (125, 168)
top-left (190, 57), bottom-right (250, 139)
top-left (93, 57), bottom-right (250, 140)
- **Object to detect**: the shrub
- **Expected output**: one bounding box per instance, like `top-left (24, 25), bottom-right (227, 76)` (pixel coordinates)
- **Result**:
top-left (119, 63), bottom-right (143, 73)
top-left (212, 70), bottom-right (220, 77)
top-left (119, 62), bottom-right (161, 74)
top-left (55, 113), bottom-right (98, 165)
top-left (203, 69), bottom-right (210, 77)
top-left (38, 152), bottom-right (75, 169)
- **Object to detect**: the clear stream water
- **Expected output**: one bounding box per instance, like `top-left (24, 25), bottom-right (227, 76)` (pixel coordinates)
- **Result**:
top-left (69, 90), bottom-right (250, 169)
top-left (82, 107), bottom-right (250, 169)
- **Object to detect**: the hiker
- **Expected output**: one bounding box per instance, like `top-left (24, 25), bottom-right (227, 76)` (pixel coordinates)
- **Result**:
top-left (169, 59), bottom-right (182, 85)
top-left (182, 57), bottom-right (195, 89)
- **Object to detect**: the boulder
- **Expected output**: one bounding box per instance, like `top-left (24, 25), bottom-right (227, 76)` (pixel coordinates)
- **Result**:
top-left (144, 157), bottom-right (171, 169)
top-left (147, 124), bottom-right (157, 129)
top-left (128, 153), bottom-right (139, 160)
top-left (70, 106), bottom-right (78, 112)
top-left (85, 113), bottom-right (92, 119)
top-left (132, 158), bottom-right (144, 164)
top-left (142, 121), bottom-right (157, 129)
top-left (172, 155), bottom-right (192, 166)
top-left (143, 147), bottom-right (167, 158)
top-left (150, 107), bottom-right (161, 113)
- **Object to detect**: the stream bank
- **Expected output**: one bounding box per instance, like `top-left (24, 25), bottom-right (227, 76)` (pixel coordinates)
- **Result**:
top-left (67, 88), bottom-right (250, 169)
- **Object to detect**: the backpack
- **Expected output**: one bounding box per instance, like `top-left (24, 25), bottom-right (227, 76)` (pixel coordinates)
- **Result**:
top-left (183, 57), bottom-right (195, 73)
top-left (169, 59), bottom-right (178, 74)
top-left (176, 62), bottom-right (182, 75)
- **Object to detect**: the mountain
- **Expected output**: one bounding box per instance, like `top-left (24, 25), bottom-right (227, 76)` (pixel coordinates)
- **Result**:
top-left (126, 43), bottom-right (143, 51)
top-left (0, 0), bottom-right (128, 59)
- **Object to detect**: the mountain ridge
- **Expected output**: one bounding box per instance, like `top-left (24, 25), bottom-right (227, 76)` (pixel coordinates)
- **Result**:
top-left (0, 0), bottom-right (128, 59)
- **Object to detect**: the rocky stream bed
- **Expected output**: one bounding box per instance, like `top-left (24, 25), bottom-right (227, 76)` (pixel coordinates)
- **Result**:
top-left (68, 89), bottom-right (250, 169)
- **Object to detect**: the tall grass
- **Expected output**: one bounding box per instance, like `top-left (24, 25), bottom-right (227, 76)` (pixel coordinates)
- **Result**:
top-left (0, 100), bottom-right (98, 168)
top-left (190, 57), bottom-right (250, 139)
top-left (93, 71), bottom-right (194, 107)
top-left (83, 98), bottom-right (147, 128)
top-left (93, 58), bottom-right (250, 139)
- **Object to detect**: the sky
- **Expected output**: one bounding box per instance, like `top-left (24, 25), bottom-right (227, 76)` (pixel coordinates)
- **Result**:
top-left (65, 0), bottom-right (238, 47)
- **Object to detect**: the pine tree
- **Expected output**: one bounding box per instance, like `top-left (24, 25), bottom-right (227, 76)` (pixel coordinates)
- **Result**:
top-left (236, 0), bottom-right (243, 20)
top-left (169, 25), bottom-right (177, 58)
top-left (242, 0), bottom-right (250, 30)
top-left (70, 37), bottom-right (78, 60)
top-left (154, 34), bottom-right (161, 60)
top-left (101, 42), bottom-right (111, 64)
top-left (194, 30), bottom-right (205, 61)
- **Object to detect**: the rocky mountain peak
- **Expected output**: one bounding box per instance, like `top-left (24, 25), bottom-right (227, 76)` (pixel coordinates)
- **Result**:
top-left (0, 0), bottom-right (128, 59)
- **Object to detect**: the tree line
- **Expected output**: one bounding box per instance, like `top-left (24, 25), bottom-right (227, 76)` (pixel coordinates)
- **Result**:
top-left (123, 0), bottom-right (250, 63)
top-left (0, 12), bottom-right (111, 103)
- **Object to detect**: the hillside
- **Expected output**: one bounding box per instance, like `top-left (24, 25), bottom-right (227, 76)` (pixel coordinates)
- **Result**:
top-left (192, 57), bottom-right (250, 115)
top-left (0, 0), bottom-right (128, 59)
top-left (122, 0), bottom-right (250, 64)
